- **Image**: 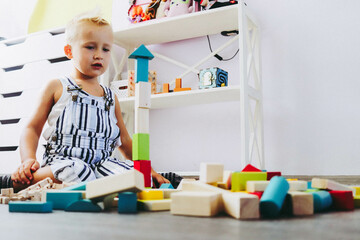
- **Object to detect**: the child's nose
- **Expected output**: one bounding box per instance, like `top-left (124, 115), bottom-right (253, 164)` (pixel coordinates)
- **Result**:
top-left (94, 50), bottom-right (103, 59)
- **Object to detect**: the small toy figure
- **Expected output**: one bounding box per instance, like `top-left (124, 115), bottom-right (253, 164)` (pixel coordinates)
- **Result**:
top-left (165, 0), bottom-right (193, 17)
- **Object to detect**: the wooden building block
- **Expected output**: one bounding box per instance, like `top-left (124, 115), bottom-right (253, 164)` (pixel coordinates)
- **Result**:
top-left (62, 182), bottom-right (87, 191)
top-left (260, 176), bottom-right (289, 218)
top-left (135, 108), bottom-right (149, 134)
top-left (9, 201), bottom-right (53, 213)
top-left (354, 195), bottom-right (360, 208)
top-left (173, 78), bottom-right (191, 92)
top-left (86, 170), bottom-right (144, 200)
top-left (162, 83), bottom-right (169, 93)
top-left (1, 188), bottom-right (14, 196)
top-left (199, 163), bottom-right (224, 183)
top-left (46, 191), bottom-right (83, 210)
top-left (118, 192), bottom-right (137, 213)
top-left (160, 183), bottom-right (174, 189)
top-left (161, 189), bottom-right (180, 199)
top-left (132, 133), bottom-right (150, 161)
top-left (134, 160), bottom-right (151, 188)
top-left (246, 181), bottom-right (269, 192)
top-left (286, 191), bottom-right (314, 216)
top-left (231, 172), bottom-right (267, 192)
top-left (289, 181), bottom-right (308, 191)
top-left (65, 199), bottom-right (102, 212)
top-left (311, 190), bottom-right (332, 212)
top-left (135, 58), bottom-right (149, 83)
top-left (311, 178), bottom-right (356, 195)
top-left (138, 199), bottom-right (171, 211)
top-left (248, 191), bottom-right (263, 199)
top-left (329, 190), bottom-right (354, 211)
top-left (241, 164), bottom-right (261, 172)
top-left (350, 186), bottom-right (360, 196)
top-left (135, 81), bottom-right (151, 109)
top-left (138, 189), bottom-right (163, 200)
top-left (266, 172), bottom-right (281, 180)
top-left (171, 191), bottom-right (222, 217)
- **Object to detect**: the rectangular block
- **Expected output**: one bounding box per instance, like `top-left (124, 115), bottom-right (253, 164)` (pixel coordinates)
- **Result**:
top-left (287, 192), bottom-right (314, 216)
top-left (138, 189), bottom-right (163, 200)
top-left (312, 178), bottom-right (356, 195)
top-left (354, 196), bottom-right (360, 208)
top-left (135, 81), bottom-right (151, 109)
top-left (171, 191), bottom-right (222, 217)
top-left (246, 181), bottom-right (269, 192)
top-left (1, 188), bottom-right (14, 196)
top-left (132, 133), bottom-right (150, 160)
top-left (231, 172), bottom-right (267, 192)
top-left (138, 199), bottom-right (171, 211)
top-left (199, 163), bottom-right (224, 183)
top-left (62, 182), bottom-right (87, 191)
top-left (9, 201), bottom-right (53, 213)
top-left (46, 191), bottom-right (83, 210)
top-left (267, 172), bottom-right (281, 180)
top-left (86, 170), bottom-right (145, 200)
top-left (134, 160), bottom-right (151, 188)
top-left (350, 186), bottom-right (360, 196)
top-left (118, 192), bottom-right (137, 213)
top-left (135, 58), bottom-right (149, 83)
top-left (329, 190), bottom-right (354, 211)
top-left (161, 189), bottom-right (180, 199)
top-left (135, 108), bottom-right (149, 134)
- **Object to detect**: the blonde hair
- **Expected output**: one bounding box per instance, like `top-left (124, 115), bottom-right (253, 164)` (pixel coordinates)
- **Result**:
top-left (65, 8), bottom-right (111, 44)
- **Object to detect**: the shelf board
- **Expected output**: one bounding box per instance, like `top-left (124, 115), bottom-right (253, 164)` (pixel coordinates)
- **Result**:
top-left (118, 86), bottom-right (240, 112)
top-left (114, 5), bottom-right (239, 47)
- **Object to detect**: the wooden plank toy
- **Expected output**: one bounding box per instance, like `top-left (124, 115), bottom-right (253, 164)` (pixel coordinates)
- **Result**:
top-left (86, 170), bottom-right (145, 200)
top-left (46, 191), bottom-right (83, 210)
top-left (134, 160), bottom-right (151, 188)
top-left (231, 172), bottom-right (267, 192)
top-left (171, 191), bottom-right (222, 217)
top-left (199, 163), bottom-right (224, 183)
top-left (138, 189), bottom-right (164, 200)
top-left (9, 201), bottom-right (53, 213)
top-left (138, 199), bottom-right (171, 211)
top-left (118, 192), bottom-right (137, 213)
top-left (329, 190), bottom-right (354, 211)
top-left (260, 176), bottom-right (289, 218)
top-left (311, 178), bottom-right (356, 195)
top-left (311, 190), bottom-right (332, 212)
top-left (65, 199), bottom-right (102, 212)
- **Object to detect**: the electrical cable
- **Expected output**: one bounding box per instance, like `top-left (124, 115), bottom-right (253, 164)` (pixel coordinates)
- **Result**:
top-left (206, 35), bottom-right (239, 61)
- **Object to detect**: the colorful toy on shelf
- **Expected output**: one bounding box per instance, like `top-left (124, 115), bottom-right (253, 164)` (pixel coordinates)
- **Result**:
top-left (128, 70), bottom-right (157, 97)
top-left (165, 0), bottom-right (194, 17)
top-left (199, 67), bottom-right (228, 89)
top-left (173, 78), bottom-right (191, 92)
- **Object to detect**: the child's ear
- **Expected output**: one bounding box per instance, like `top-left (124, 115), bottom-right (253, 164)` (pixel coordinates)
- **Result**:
top-left (64, 44), bottom-right (73, 59)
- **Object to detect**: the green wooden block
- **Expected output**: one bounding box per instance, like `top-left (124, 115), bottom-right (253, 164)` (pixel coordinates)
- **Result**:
top-left (133, 133), bottom-right (149, 160)
top-left (231, 172), bottom-right (267, 192)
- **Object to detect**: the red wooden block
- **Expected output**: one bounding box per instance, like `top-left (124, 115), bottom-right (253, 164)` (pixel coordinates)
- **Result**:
top-left (241, 164), bottom-right (261, 172)
top-left (134, 160), bottom-right (151, 188)
top-left (329, 190), bottom-right (354, 211)
top-left (267, 172), bottom-right (282, 180)
top-left (248, 191), bottom-right (263, 199)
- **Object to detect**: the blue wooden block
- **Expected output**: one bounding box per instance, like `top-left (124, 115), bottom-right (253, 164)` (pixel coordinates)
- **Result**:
top-left (135, 58), bottom-right (149, 83)
top-left (129, 44), bottom-right (154, 60)
top-left (65, 199), bottom-right (101, 212)
top-left (9, 201), bottom-right (53, 213)
top-left (118, 192), bottom-right (137, 213)
top-left (62, 182), bottom-right (87, 191)
top-left (160, 183), bottom-right (174, 189)
top-left (46, 192), bottom-right (83, 210)
top-left (311, 190), bottom-right (333, 212)
top-left (260, 176), bottom-right (289, 218)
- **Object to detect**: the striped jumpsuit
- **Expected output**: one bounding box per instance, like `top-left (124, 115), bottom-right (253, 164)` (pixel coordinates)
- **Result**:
top-left (41, 77), bottom-right (133, 183)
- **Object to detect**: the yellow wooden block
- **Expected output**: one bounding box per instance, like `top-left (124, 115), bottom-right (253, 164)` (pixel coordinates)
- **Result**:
top-left (138, 190), bottom-right (164, 200)
top-left (286, 179), bottom-right (298, 181)
top-left (350, 186), bottom-right (360, 196)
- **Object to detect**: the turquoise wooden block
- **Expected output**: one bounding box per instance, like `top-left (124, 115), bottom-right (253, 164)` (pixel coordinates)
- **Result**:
top-left (312, 190), bottom-right (332, 212)
top-left (160, 183), bottom-right (174, 189)
top-left (62, 182), bottom-right (87, 191)
top-left (135, 58), bottom-right (149, 83)
top-left (260, 176), bottom-right (289, 218)
top-left (9, 201), bottom-right (53, 213)
top-left (118, 192), bottom-right (137, 213)
top-left (65, 199), bottom-right (101, 212)
top-left (129, 44), bottom-right (154, 60)
top-left (46, 192), bottom-right (83, 210)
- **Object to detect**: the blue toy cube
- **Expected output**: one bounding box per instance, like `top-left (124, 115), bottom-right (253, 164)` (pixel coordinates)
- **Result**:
top-left (118, 192), bottom-right (137, 213)
top-left (199, 67), bottom-right (228, 89)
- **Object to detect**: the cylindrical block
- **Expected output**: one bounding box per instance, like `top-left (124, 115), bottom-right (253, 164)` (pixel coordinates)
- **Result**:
top-left (260, 176), bottom-right (289, 218)
top-left (312, 190), bottom-right (332, 212)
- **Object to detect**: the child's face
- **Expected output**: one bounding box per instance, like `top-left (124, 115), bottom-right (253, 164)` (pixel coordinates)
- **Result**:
top-left (70, 21), bottom-right (113, 79)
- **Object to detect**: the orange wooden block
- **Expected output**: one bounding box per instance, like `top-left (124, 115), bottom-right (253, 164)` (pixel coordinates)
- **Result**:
top-left (175, 78), bottom-right (182, 88)
top-left (163, 83), bottom-right (169, 93)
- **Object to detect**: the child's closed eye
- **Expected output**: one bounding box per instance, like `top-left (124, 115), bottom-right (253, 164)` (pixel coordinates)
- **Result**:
top-left (85, 46), bottom-right (95, 50)
top-left (103, 48), bottom-right (110, 52)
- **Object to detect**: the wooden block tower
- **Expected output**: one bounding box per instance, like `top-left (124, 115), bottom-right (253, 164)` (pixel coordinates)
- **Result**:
top-left (129, 45), bottom-right (154, 188)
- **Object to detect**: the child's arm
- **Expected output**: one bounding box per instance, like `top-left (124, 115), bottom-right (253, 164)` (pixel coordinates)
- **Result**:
top-left (114, 95), bottom-right (170, 187)
top-left (11, 79), bottom-right (61, 185)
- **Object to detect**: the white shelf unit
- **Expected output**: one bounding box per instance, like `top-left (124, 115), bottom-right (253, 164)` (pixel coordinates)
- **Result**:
top-left (111, 2), bottom-right (264, 169)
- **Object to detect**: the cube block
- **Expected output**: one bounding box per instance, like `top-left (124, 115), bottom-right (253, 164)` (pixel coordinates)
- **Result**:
top-left (132, 133), bottom-right (150, 160)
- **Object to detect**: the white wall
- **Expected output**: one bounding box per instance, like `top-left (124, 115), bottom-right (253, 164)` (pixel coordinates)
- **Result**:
top-left (1, 0), bottom-right (360, 175)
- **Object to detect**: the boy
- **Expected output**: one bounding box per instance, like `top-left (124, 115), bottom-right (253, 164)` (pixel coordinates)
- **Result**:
top-left (1, 11), bottom-right (169, 191)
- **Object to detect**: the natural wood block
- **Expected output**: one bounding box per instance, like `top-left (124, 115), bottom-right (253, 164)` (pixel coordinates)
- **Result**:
top-left (171, 191), bottom-right (222, 217)
top-left (311, 178), bottom-right (356, 195)
top-left (161, 189), bottom-right (180, 199)
top-left (246, 181), bottom-right (269, 192)
top-left (289, 181), bottom-right (308, 191)
top-left (132, 133), bottom-right (150, 160)
top-left (1, 188), bottom-right (14, 196)
top-left (199, 163), bottom-right (224, 183)
top-left (134, 160), bottom-right (151, 188)
top-left (138, 199), bottom-right (171, 211)
top-left (287, 191), bottom-right (314, 216)
top-left (329, 190), bottom-right (354, 211)
top-left (231, 172), bottom-right (267, 192)
top-left (86, 170), bottom-right (144, 200)
top-left (135, 81), bottom-right (151, 109)
top-left (138, 189), bottom-right (164, 200)
top-left (135, 107), bottom-right (149, 134)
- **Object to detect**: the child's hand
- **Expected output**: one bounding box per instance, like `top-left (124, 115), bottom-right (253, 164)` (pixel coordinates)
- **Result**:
top-left (151, 169), bottom-right (170, 188)
top-left (11, 158), bottom-right (40, 185)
